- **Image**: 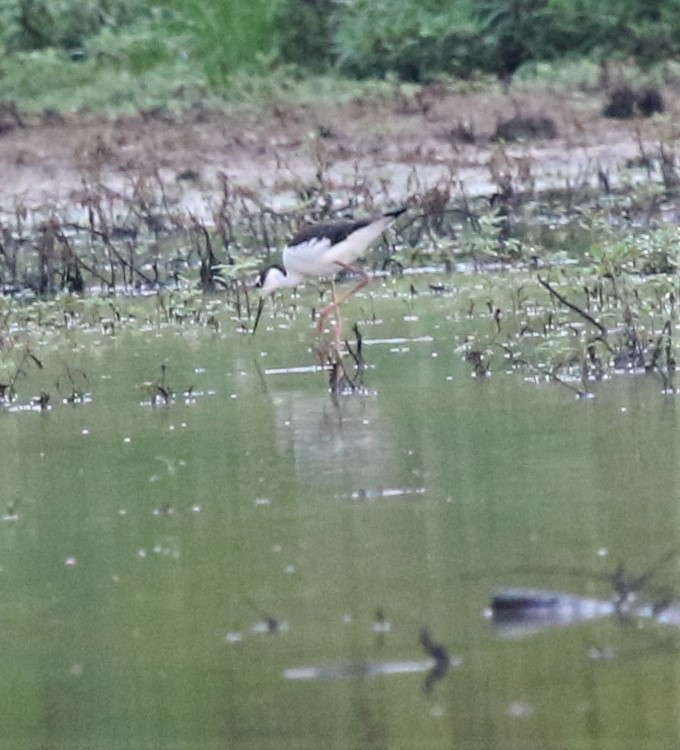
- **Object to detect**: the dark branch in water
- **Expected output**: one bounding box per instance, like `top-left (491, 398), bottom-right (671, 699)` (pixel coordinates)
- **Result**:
top-left (327, 356), bottom-right (357, 395)
top-left (537, 275), bottom-right (607, 337)
top-left (2, 346), bottom-right (44, 402)
top-left (419, 628), bottom-right (450, 695)
top-left (550, 368), bottom-right (589, 398)
top-left (647, 320), bottom-right (670, 371)
top-left (610, 548), bottom-right (678, 607)
top-left (343, 323), bottom-right (365, 376)
top-left (465, 348), bottom-right (490, 378)
top-left (64, 222), bottom-right (155, 287)
top-left (497, 342), bottom-right (589, 398)
top-left (647, 320), bottom-right (675, 391)
top-left (312, 323), bottom-right (368, 396)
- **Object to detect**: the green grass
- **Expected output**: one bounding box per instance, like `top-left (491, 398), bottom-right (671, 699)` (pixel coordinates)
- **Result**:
top-left (0, 0), bottom-right (283, 112)
top-left (0, 49), bottom-right (206, 112)
top-left (2, 0), bottom-right (680, 114)
top-left (168, 0), bottom-right (280, 86)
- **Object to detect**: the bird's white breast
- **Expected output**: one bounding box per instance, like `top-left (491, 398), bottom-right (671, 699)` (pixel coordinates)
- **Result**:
top-left (283, 237), bottom-right (336, 277)
top-left (283, 218), bottom-right (392, 279)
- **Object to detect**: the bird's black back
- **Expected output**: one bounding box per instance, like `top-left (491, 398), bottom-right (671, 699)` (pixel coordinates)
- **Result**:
top-left (289, 219), bottom-right (372, 248)
top-left (288, 207), bottom-right (406, 249)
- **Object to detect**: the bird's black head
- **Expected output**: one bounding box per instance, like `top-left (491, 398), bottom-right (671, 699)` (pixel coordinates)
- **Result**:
top-left (252, 264), bottom-right (288, 335)
top-left (254, 263), bottom-right (286, 290)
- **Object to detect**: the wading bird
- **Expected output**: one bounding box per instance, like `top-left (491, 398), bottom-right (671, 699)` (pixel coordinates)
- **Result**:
top-left (252, 207), bottom-right (406, 336)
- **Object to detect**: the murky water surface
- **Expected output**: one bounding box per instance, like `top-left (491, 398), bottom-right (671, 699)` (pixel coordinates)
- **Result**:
top-left (1, 281), bottom-right (679, 749)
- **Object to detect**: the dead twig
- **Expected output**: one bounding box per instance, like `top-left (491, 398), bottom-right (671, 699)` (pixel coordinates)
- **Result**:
top-left (537, 275), bottom-right (607, 337)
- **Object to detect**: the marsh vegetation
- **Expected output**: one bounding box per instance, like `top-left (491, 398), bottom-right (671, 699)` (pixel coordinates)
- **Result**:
top-left (2, 95), bottom-right (680, 408)
top-left (2, 3), bottom-right (680, 748)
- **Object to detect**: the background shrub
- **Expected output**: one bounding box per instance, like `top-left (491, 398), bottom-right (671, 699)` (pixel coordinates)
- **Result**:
top-left (1, 0), bottom-right (680, 111)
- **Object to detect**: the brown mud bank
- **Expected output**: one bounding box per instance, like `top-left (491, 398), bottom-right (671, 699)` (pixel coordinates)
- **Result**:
top-left (0, 83), bottom-right (675, 222)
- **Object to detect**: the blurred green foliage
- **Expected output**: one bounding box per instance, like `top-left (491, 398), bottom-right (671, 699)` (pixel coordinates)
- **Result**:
top-left (0, 0), bottom-right (679, 110)
top-left (330, 0), bottom-right (680, 80)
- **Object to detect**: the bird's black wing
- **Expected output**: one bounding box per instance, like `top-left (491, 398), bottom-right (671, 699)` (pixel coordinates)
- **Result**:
top-left (289, 219), bottom-right (372, 248)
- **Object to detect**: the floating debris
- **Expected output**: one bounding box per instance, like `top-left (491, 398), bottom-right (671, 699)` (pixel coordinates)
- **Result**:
top-left (506, 701), bottom-right (534, 719)
top-left (345, 487), bottom-right (426, 501)
top-left (252, 618), bottom-right (287, 635)
top-left (587, 644), bottom-right (617, 661)
top-left (283, 659), bottom-right (435, 682)
top-left (62, 392), bottom-right (92, 406)
top-left (372, 608), bottom-right (392, 635)
top-left (362, 336), bottom-right (434, 347)
top-left (284, 627), bottom-right (458, 693)
top-left (264, 365), bottom-right (324, 376)
top-left (490, 552), bottom-right (680, 638)
top-left (489, 587), bottom-right (616, 638)
top-left (3, 500), bottom-right (19, 522)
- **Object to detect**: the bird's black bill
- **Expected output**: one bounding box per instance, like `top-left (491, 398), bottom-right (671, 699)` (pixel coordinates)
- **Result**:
top-left (252, 296), bottom-right (266, 335)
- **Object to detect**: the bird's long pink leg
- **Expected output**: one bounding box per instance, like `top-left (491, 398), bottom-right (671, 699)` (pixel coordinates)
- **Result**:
top-left (316, 284), bottom-right (338, 334)
top-left (316, 263), bottom-right (371, 335)
top-left (330, 279), bottom-right (344, 345)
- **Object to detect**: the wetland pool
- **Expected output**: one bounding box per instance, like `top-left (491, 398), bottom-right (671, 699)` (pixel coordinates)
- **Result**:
top-left (1, 279), bottom-right (679, 750)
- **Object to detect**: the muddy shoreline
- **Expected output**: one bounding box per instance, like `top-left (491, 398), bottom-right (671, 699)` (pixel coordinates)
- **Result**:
top-left (0, 84), bottom-right (673, 221)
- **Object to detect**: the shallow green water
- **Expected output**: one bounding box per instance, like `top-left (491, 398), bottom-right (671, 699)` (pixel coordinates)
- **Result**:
top-left (1, 281), bottom-right (679, 750)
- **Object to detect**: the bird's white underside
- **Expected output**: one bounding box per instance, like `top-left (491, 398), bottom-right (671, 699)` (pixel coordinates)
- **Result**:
top-left (284, 217), bottom-right (393, 278)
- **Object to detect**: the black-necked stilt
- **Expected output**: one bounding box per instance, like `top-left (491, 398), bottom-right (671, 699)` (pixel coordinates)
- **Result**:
top-left (252, 207), bottom-right (406, 334)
